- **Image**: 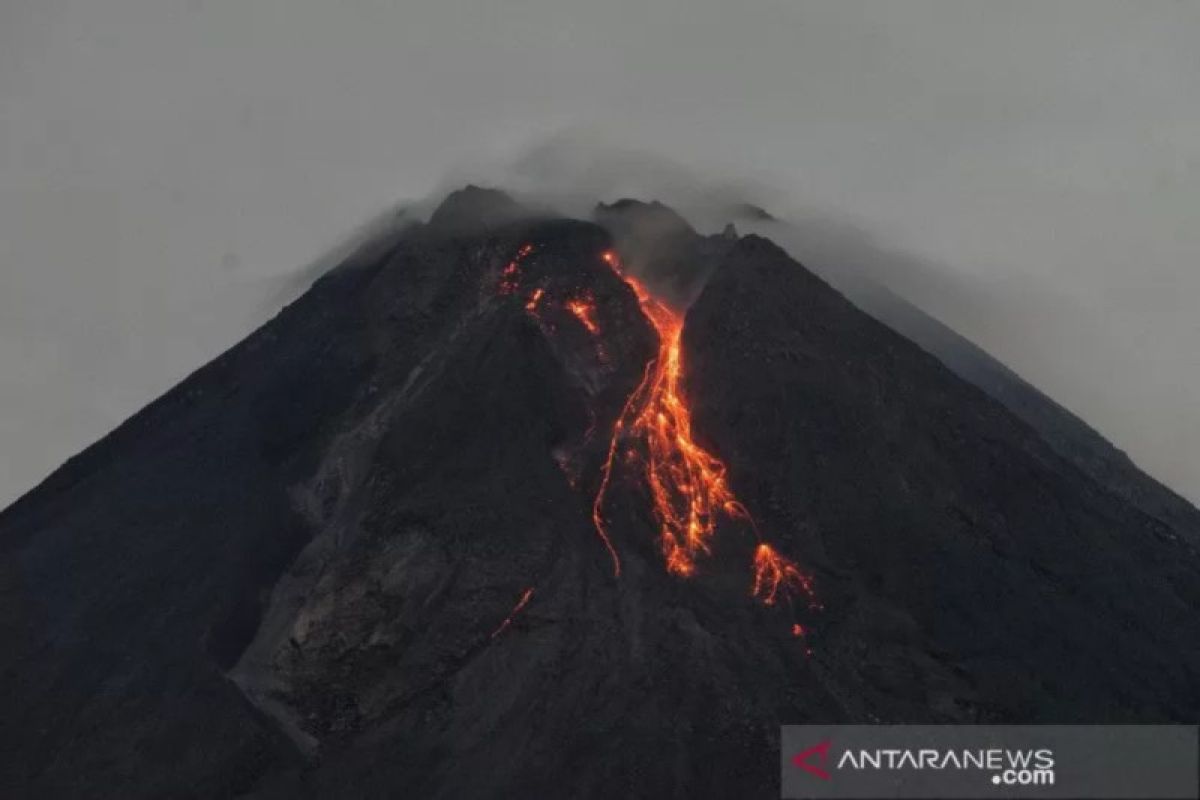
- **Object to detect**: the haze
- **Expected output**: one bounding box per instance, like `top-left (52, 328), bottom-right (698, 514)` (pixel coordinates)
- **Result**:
top-left (1, 0), bottom-right (1197, 506)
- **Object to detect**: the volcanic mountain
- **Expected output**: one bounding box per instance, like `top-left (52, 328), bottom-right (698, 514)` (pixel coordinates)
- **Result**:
top-left (2, 187), bottom-right (1198, 798)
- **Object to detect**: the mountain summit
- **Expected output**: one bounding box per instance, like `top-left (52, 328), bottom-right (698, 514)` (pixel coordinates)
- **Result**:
top-left (3, 189), bottom-right (1198, 798)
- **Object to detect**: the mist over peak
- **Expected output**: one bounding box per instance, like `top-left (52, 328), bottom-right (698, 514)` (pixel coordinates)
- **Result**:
top-left (417, 132), bottom-right (1200, 505)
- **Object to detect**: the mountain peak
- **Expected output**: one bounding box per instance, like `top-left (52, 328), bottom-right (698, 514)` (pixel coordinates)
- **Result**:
top-left (428, 184), bottom-right (525, 231)
top-left (594, 197), bottom-right (696, 241)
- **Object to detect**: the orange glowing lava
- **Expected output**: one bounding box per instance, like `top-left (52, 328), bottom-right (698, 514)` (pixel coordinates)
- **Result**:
top-left (593, 250), bottom-right (818, 614)
top-left (752, 543), bottom-right (817, 608)
top-left (499, 243), bottom-right (534, 294)
top-left (525, 287), bottom-right (545, 313)
top-left (497, 245), bottom-right (818, 623)
top-left (566, 293), bottom-right (601, 336)
top-left (597, 272), bottom-right (744, 577)
top-left (490, 587), bottom-right (535, 639)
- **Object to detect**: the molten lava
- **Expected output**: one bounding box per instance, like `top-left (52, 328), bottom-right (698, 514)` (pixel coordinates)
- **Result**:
top-left (524, 287), bottom-right (545, 313)
top-left (592, 269), bottom-right (746, 577)
top-left (565, 293), bottom-right (601, 336)
top-left (593, 250), bottom-right (818, 614)
top-left (497, 243), bottom-right (818, 625)
top-left (499, 243), bottom-right (534, 294)
top-left (490, 587), bottom-right (535, 639)
top-left (752, 543), bottom-right (817, 608)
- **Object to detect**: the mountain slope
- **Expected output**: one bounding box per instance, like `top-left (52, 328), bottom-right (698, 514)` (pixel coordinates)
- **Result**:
top-left (685, 234), bottom-right (1199, 723)
top-left (850, 283), bottom-right (1200, 543)
top-left (722, 208), bottom-right (1200, 545)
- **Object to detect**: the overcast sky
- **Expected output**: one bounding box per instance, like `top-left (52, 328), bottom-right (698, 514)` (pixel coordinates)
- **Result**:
top-left (1, 0), bottom-right (1198, 507)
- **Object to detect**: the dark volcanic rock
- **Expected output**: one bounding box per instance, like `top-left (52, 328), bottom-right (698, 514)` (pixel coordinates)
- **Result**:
top-left (593, 198), bottom-right (734, 305)
top-left (427, 185), bottom-right (529, 232)
top-left (852, 283), bottom-right (1200, 546)
top-left (684, 234), bottom-right (1200, 722)
top-left (1, 192), bottom-right (1198, 799)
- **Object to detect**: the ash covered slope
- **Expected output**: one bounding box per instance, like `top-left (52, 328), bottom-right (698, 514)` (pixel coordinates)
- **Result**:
top-left (684, 234), bottom-right (1200, 721)
top-left (843, 282), bottom-right (1200, 545)
top-left (1, 188), bottom-right (1198, 799)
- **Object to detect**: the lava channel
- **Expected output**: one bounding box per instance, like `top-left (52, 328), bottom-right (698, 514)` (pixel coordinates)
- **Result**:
top-left (592, 250), bottom-right (818, 613)
top-left (565, 292), bottom-right (601, 335)
top-left (494, 242), bottom-right (818, 622)
top-left (490, 587), bottom-right (535, 639)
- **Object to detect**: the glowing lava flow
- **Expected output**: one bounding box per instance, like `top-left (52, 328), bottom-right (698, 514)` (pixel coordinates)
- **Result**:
top-left (593, 250), bottom-right (818, 612)
top-left (499, 243), bottom-right (534, 294)
top-left (565, 293), bottom-right (601, 335)
top-left (594, 263), bottom-right (743, 577)
top-left (752, 543), bottom-right (817, 607)
top-left (524, 287), bottom-right (545, 313)
top-left (490, 587), bottom-right (535, 639)
top-left (495, 243), bottom-right (817, 620)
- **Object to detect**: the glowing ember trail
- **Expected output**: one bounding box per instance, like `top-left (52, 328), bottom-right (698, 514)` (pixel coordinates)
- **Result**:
top-left (565, 293), bottom-right (601, 335)
top-left (490, 587), bottom-right (535, 639)
top-left (593, 250), bottom-right (818, 613)
top-left (524, 287), bottom-right (545, 313)
top-left (499, 243), bottom-right (534, 294)
top-left (752, 543), bottom-right (817, 607)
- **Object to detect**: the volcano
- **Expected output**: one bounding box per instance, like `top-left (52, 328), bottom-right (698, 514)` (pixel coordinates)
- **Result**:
top-left (2, 187), bottom-right (1198, 799)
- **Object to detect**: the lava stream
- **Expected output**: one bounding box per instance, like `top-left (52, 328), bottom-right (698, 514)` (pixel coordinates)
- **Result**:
top-left (752, 543), bottom-right (817, 607)
top-left (593, 251), bottom-right (817, 612)
top-left (490, 587), bottom-right (536, 639)
top-left (592, 264), bottom-right (741, 577)
top-left (565, 293), bottom-right (601, 335)
top-left (499, 243), bottom-right (534, 294)
top-left (496, 243), bottom-right (817, 619)
top-left (524, 287), bottom-right (545, 313)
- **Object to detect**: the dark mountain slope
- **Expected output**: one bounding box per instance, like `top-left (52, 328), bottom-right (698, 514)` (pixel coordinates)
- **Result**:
top-left (1, 190), bottom-right (1197, 799)
top-left (0, 243), bottom-right (381, 797)
top-left (850, 283), bottom-right (1200, 543)
top-left (684, 234), bottom-right (1200, 722)
top-left (721, 207), bottom-right (1200, 546)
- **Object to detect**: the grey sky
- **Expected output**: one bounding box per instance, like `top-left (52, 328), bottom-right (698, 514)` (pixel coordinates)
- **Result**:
top-left (1, 0), bottom-right (1197, 507)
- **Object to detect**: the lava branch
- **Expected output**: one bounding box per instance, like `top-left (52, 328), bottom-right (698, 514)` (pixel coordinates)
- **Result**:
top-left (591, 359), bottom-right (654, 578)
top-left (504, 243), bottom-right (604, 346)
top-left (524, 287), bottom-right (545, 313)
top-left (752, 543), bottom-right (818, 609)
top-left (499, 243), bottom-right (535, 294)
top-left (565, 292), bottom-right (601, 335)
top-left (490, 587), bottom-right (536, 639)
top-left (593, 250), bottom-right (819, 616)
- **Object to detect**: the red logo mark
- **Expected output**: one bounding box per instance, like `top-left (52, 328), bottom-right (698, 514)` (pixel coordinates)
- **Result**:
top-left (792, 739), bottom-right (833, 781)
